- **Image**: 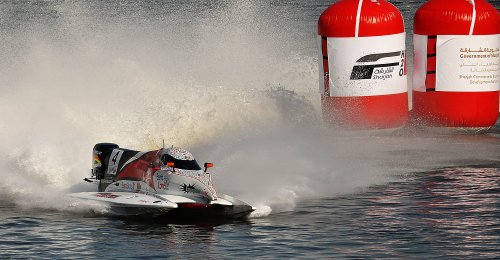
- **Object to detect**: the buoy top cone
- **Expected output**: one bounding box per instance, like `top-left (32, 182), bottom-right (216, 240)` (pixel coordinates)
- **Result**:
top-left (415, 0), bottom-right (500, 35)
top-left (319, 0), bottom-right (404, 37)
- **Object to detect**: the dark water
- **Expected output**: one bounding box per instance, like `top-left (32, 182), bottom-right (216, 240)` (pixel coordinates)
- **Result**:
top-left (1, 166), bottom-right (499, 259)
top-left (1, 0), bottom-right (499, 259)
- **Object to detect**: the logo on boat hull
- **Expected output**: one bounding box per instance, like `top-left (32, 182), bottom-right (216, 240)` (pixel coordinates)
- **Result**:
top-left (180, 184), bottom-right (197, 193)
top-left (96, 193), bottom-right (119, 199)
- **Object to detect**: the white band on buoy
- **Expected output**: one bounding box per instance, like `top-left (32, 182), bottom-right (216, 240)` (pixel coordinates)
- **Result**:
top-left (437, 34), bottom-right (499, 92)
top-left (325, 32), bottom-right (407, 97)
top-left (469, 0), bottom-right (476, 35)
top-left (413, 34), bottom-right (500, 92)
top-left (355, 0), bottom-right (364, 37)
top-left (413, 34), bottom-right (428, 92)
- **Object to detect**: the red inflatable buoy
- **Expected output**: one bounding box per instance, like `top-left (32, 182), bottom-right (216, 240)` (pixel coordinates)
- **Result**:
top-left (318, 0), bottom-right (408, 129)
top-left (412, 0), bottom-right (500, 128)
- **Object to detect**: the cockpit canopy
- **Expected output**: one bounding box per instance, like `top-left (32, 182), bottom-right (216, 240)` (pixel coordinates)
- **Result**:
top-left (160, 147), bottom-right (201, 171)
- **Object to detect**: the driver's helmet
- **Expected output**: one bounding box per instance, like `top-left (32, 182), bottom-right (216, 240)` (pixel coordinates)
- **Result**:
top-left (160, 147), bottom-right (201, 171)
top-left (165, 147), bottom-right (195, 160)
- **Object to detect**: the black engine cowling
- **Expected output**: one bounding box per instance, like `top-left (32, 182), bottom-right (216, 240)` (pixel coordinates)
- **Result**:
top-left (92, 143), bottom-right (119, 179)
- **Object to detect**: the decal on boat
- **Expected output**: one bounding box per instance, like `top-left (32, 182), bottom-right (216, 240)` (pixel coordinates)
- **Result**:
top-left (96, 193), bottom-right (119, 199)
top-left (180, 184), bottom-right (197, 194)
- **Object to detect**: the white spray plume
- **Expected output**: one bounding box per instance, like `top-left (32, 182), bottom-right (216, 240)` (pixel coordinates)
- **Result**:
top-left (0, 1), bottom-right (316, 215)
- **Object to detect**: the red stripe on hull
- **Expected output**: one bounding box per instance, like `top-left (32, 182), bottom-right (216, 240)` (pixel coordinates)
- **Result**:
top-left (177, 203), bottom-right (211, 209)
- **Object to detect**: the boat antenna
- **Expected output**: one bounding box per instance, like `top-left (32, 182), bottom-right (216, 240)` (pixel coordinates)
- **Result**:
top-left (162, 139), bottom-right (165, 149)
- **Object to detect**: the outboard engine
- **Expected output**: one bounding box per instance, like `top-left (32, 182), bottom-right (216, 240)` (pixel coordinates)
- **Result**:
top-left (92, 143), bottom-right (119, 179)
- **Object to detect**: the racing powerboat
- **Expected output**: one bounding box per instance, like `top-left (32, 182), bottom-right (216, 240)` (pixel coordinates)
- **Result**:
top-left (70, 143), bottom-right (255, 219)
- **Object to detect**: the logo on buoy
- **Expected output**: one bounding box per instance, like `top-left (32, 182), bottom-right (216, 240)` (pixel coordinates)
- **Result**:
top-left (350, 51), bottom-right (405, 80)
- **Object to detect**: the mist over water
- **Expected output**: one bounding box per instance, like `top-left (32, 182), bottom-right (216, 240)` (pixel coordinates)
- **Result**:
top-left (0, 0), bottom-right (320, 213)
top-left (0, 0), bottom-right (498, 217)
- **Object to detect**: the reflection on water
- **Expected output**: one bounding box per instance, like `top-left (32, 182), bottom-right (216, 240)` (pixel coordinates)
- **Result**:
top-left (237, 167), bottom-right (500, 259)
top-left (341, 167), bottom-right (500, 259)
top-left (1, 167), bottom-right (498, 258)
top-left (412, 168), bottom-right (499, 258)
